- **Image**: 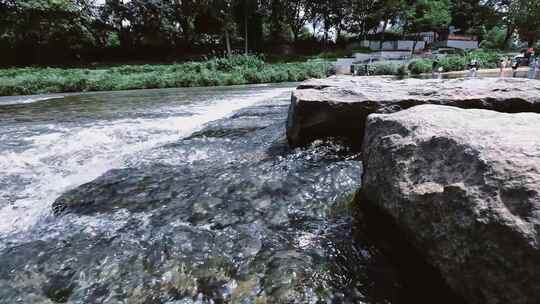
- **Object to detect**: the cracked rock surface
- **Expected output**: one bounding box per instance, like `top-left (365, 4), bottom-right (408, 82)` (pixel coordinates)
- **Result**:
top-left (287, 76), bottom-right (540, 148)
top-left (361, 104), bottom-right (540, 304)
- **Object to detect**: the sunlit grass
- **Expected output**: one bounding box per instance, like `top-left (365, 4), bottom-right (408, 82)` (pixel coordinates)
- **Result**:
top-left (0, 55), bottom-right (331, 96)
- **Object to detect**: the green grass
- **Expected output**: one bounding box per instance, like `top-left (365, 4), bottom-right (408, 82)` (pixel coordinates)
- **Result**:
top-left (356, 50), bottom-right (504, 76)
top-left (371, 61), bottom-right (409, 76)
top-left (408, 59), bottom-right (432, 75)
top-left (0, 55), bottom-right (331, 96)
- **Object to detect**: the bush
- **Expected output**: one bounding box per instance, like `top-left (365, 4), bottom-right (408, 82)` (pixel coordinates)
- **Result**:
top-left (408, 59), bottom-right (432, 75)
top-left (439, 56), bottom-right (468, 72)
top-left (480, 26), bottom-right (507, 50)
top-left (212, 54), bottom-right (264, 72)
top-left (467, 50), bottom-right (499, 69)
top-left (0, 55), bottom-right (331, 96)
top-left (371, 61), bottom-right (408, 76)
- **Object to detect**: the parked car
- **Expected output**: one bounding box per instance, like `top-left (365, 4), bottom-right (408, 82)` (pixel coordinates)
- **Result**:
top-left (514, 54), bottom-right (530, 67)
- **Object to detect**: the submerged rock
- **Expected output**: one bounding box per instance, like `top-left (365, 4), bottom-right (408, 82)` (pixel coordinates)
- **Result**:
top-left (287, 76), bottom-right (540, 148)
top-left (360, 105), bottom-right (540, 304)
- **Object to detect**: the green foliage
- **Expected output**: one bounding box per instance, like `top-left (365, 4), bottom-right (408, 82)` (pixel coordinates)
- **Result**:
top-left (480, 26), bottom-right (508, 50)
top-left (0, 0), bottom-right (96, 48)
top-left (408, 59), bottom-right (432, 74)
top-left (106, 32), bottom-right (121, 48)
top-left (438, 56), bottom-right (468, 72)
top-left (514, 0), bottom-right (540, 47)
top-left (371, 61), bottom-right (408, 76)
top-left (0, 55), bottom-right (330, 96)
top-left (408, 50), bottom-right (501, 75)
top-left (404, 0), bottom-right (451, 33)
top-left (466, 50), bottom-right (499, 69)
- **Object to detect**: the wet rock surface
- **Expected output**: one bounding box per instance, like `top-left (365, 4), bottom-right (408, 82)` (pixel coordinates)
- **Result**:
top-left (1, 103), bottom-right (409, 303)
top-left (361, 105), bottom-right (540, 304)
top-left (287, 76), bottom-right (540, 148)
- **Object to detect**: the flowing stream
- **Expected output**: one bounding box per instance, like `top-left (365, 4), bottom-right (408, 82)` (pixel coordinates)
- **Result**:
top-left (0, 85), bottom-right (295, 239)
top-left (0, 84), bottom-right (406, 303)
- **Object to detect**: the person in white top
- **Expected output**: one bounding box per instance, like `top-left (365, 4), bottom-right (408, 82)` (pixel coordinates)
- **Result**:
top-left (499, 57), bottom-right (507, 75)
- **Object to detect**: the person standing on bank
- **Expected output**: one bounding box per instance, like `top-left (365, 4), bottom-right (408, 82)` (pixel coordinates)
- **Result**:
top-left (528, 57), bottom-right (539, 79)
top-left (511, 59), bottom-right (519, 77)
top-left (468, 59), bottom-right (479, 77)
top-left (499, 57), bottom-right (507, 76)
top-left (432, 59), bottom-right (440, 78)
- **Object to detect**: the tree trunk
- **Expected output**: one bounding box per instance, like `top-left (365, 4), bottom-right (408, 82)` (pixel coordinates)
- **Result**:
top-left (324, 24), bottom-right (329, 44)
top-left (379, 19), bottom-right (388, 51)
top-left (411, 35), bottom-right (419, 57)
top-left (293, 30), bottom-right (299, 43)
top-left (244, 2), bottom-right (249, 55)
top-left (503, 24), bottom-right (515, 50)
top-left (224, 28), bottom-right (232, 56)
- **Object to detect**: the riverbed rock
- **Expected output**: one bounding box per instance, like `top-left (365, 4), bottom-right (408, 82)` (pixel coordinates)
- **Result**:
top-left (360, 104), bottom-right (540, 304)
top-left (287, 76), bottom-right (540, 148)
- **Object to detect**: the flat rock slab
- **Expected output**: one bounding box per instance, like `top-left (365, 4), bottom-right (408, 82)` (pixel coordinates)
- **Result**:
top-left (361, 104), bottom-right (540, 304)
top-left (287, 76), bottom-right (540, 148)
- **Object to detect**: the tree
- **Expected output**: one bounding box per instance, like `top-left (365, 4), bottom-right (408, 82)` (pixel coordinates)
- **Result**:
top-left (264, 0), bottom-right (288, 43)
top-left (343, 0), bottom-right (381, 40)
top-left (403, 0), bottom-right (451, 55)
top-left (377, 0), bottom-right (407, 50)
top-left (515, 0), bottom-right (540, 47)
top-left (310, 0), bottom-right (350, 43)
top-left (479, 25), bottom-right (507, 49)
top-left (487, 0), bottom-right (520, 49)
top-left (171, 0), bottom-right (209, 47)
top-left (449, 0), bottom-right (500, 35)
top-left (0, 0), bottom-right (98, 64)
top-left (282, 0), bottom-right (312, 43)
top-left (233, 0), bottom-right (258, 54)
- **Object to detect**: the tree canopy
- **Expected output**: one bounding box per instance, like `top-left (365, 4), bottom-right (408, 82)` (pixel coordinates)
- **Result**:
top-left (0, 0), bottom-right (537, 65)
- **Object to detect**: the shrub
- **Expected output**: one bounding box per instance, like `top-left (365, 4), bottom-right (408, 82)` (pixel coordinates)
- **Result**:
top-left (480, 26), bottom-right (507, 50)
top-left (370, 61), bottom-right (408, 76)
top-left (0, 56), bottom-right (331, 96)
top-left (213, 55), bottom-right (264, 72)
top-left (439, 56), bottom-right (468, 72)
top-left (408, 59), bottom-right (432, 74)
top-left (397, 64), bottom-right (409, 76)
top-left (467, 50), bottom-right (499, 69)
top-left (223, 72), bottom-right (246, 85)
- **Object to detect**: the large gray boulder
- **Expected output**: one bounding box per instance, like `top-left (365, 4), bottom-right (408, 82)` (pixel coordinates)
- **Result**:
top-left (360, 104), bottom-right (540, 304)
top-left (287, 76), bottom-right (540, 148)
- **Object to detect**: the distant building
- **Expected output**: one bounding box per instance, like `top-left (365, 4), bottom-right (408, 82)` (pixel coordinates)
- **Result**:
top-left (359, 40), bottom-right (426, 52)
top-left (435, 34), bottom-right (479, 50)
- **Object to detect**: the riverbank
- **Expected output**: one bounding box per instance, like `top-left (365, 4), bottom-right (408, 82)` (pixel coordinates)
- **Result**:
top-left (349, 50), bottom-right (514, 77)
top-left (0, 55), bottom-right (330, 96)
top-left (430, 66), bottom-right (531, 76)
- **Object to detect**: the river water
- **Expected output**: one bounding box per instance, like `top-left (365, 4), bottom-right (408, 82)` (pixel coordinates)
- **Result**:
top-left (0, 84), bottom-right (413, 303)
top-left (0, 85), bottom-right (296, 239)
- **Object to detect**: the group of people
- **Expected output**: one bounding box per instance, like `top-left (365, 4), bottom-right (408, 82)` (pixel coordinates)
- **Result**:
top-left (499, 56), bottom-right (540, 78)
top-left (431, 56), bottom-right (540, 79)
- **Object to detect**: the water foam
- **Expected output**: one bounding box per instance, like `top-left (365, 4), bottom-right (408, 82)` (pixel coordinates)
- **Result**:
top-left (0, 94), bottom-right (65, 106)
top-left (0, 87), bottom-right (292, 238)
